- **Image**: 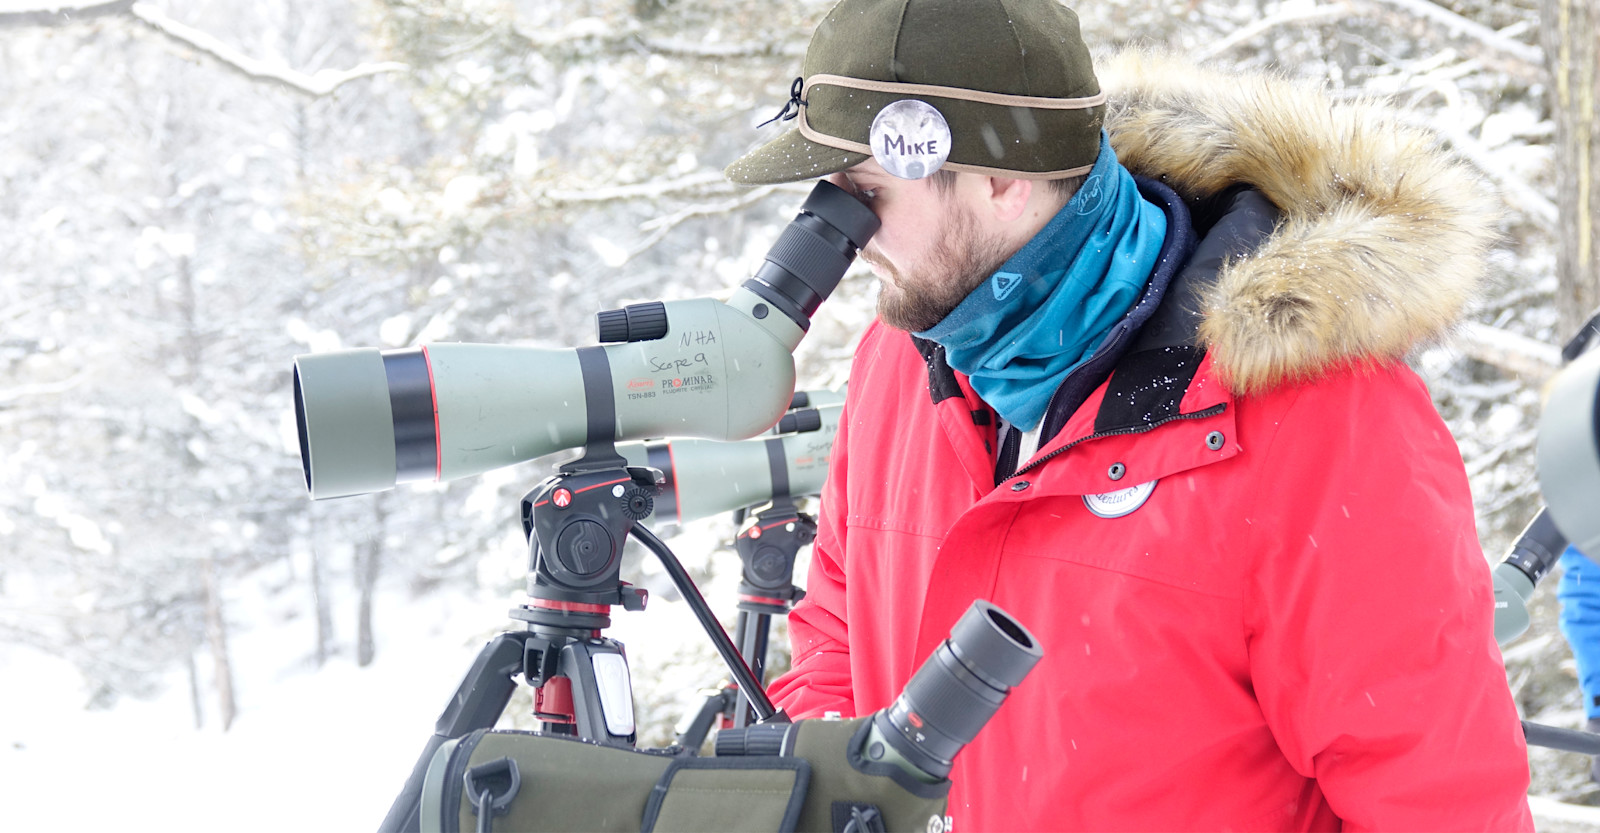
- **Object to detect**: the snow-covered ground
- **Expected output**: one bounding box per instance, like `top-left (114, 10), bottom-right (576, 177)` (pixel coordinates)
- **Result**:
top-left (0, 520), bottom-right (739, 831)
top-left (1, 588), bottom-right (486, 831)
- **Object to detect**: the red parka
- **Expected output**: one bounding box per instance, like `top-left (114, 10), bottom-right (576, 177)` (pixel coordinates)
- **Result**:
top-left (768, 52), bottom-right (1534, 832)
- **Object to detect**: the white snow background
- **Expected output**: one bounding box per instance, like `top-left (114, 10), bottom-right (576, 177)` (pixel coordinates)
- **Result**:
top-left (0, 517), bottom-right (745, 832)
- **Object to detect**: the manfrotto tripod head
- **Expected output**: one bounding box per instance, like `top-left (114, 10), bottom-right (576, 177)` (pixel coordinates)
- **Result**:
top-left (516, 454), bottom-right (661, 628)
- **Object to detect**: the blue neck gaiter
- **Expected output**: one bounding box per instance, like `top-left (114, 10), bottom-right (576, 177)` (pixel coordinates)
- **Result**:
top-left (916, 133), bottom-right (1167, 430)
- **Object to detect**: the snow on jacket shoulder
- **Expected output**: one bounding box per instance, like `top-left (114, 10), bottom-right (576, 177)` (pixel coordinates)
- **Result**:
top-left (768, 50), bottom-right (1532, 832)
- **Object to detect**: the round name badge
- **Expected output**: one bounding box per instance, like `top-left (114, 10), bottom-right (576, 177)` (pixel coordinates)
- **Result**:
top-left (1083, 479), bottom-right (1159, 519)
top-left (870, 99), bottom-right (952, 180)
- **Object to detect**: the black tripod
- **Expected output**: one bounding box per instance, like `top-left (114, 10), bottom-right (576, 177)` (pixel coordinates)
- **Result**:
top-left (377, 445), bottom-right (783, 833)
top-left (677, 495), bottom-right (814, 748)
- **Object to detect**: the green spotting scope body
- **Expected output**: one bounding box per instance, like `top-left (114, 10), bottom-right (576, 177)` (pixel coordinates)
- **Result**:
top-left (616, 402), bottom-right (840, 524)
top-left (295, 180), bottom-right (878, 501)
top-left (1539, 344), bottom-right (1600, 558)
top-left (1493, 320), bottom-right (1600, 646)
top-left (295, 291), bottom-right (800, 499)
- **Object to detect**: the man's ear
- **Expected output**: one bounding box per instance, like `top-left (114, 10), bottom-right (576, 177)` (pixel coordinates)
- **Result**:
top-left (985, 176), bottom-right (1033, 223)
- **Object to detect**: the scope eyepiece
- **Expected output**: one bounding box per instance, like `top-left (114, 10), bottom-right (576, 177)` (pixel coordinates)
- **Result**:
top-left (869, 601), bottom-right (1042, 781)
top-left (743, 180), bottom-right (881, 330)
top-left (712, 600), bottom-right (1038, 784)
top-left (798, 178), bottom-right (882, 251)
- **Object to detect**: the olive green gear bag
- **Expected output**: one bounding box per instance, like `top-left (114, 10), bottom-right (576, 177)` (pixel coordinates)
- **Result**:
top-left (419, 718), bottom-right (949, 833)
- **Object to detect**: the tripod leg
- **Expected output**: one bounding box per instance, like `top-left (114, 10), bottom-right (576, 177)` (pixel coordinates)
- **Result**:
top-left (732, 611), bottom-right (773, 729)
top-left (558, 639), bottom-right (637, 745)
top-left (378, 633), bottom-right (528, 833)
top-left (677, 687), bottom-right (738, 753)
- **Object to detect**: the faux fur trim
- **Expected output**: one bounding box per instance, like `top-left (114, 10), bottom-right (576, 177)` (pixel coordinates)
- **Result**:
top-left (1100, 49), bottom-right (1500, 395)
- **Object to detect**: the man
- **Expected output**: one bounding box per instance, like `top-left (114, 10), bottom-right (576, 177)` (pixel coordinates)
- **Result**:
top-left (726, 0), bottom-right (1533, 830)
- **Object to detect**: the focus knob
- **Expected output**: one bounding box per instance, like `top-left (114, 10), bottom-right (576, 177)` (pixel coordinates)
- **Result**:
top-left (621, 487), bottom-right (655, 521)
top-left (596, 302), bottom-right (669, 343)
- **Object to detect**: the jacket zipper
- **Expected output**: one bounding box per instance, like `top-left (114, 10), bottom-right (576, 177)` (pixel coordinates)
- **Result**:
top-left (1004, 403), bottom-right (1228, 484)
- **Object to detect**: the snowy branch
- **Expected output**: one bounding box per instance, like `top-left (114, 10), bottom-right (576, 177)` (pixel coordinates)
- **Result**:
top-left (1455, 321), bottom-right (1562, 382)
top-left (0, 0), bottom-right (133, 27)
top-left (1424, 119), bottom-right (1559, 230)
top-left (1190, 0), bottom-right (1543, 79)
top-left (1189, 4), bottom-right (1347, 63)
top-left (128, 3), bottom-right (407, 97)
top-left (0, 373), bottom-right (86, 406)
top-left (1528, 796), bottom-right (1600, 830)
top-left (541, 171), bottom-right (742, 203)
top-left (505, 15), bottom-right (802, 60)
top-left (636, 37), bottom-right (805, 60)
top-left (0, 1), bottom-right (406, 97)
top-left (509, 16), bottom-right (641, 49)
top-left (1353, 0), bottom-right (1544, 75)
top-left (626, 184), bottom-right (788, 263)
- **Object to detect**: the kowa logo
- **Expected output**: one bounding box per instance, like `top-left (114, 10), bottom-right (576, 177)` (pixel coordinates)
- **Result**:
top-left (991, 271), bottom-right (1023, 301)
top-left (626, 378), bottom-right (654, 390)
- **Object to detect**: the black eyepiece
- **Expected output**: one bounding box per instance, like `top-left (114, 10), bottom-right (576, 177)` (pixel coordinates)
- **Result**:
top-left (873, 600), bottom-right (1042, 780)
top-left (799, 179), bottom-right (880, 251)
top-left (743, 180), bottom-right (880, 329)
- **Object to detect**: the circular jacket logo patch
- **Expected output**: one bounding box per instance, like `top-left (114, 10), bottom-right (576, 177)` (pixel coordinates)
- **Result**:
top-left (1083, 480), bottom-right (1158, 518)
top-left (870, 99), bottom-right (952, 180)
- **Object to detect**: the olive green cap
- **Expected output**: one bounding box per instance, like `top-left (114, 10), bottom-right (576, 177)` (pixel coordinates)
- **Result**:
top-left (726, 0), bottom-right (1104, 185)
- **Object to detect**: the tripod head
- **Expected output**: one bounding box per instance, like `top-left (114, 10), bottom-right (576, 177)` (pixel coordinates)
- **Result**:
top-left (735, 498), bottom-right (814, 615)
top-left (516, 455), bottom-right (661, 629)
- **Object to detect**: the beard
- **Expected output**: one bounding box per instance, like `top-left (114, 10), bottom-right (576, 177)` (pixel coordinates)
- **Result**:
top-left (865, 205), bottom-right (1016, 333)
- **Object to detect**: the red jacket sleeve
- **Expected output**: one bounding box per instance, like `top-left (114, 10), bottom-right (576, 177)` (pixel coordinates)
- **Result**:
top-left (1242, 362), bottom-right (1533, 831)
top-left (765, 389), bottom-right (856, 718)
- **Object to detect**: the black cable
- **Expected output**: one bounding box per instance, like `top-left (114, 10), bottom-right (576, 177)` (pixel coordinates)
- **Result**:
top-left (631, 524), bottom-right (779, 721)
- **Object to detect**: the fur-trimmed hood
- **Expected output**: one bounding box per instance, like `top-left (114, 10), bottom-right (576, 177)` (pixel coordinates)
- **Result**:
top-left (1100, 49), bottom-right (1500, 395)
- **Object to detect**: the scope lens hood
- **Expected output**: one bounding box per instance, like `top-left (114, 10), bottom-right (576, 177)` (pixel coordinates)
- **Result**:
top-left (294, 348), bottom-right (401, 499)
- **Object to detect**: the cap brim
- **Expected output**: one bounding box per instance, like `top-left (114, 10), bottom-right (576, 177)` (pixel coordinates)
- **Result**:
top-left (724, 127), bottom-right (869, 185)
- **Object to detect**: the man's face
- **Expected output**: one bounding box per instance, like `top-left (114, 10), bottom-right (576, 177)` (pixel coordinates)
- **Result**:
top-left (831, 162), bottom-right (1014, 333)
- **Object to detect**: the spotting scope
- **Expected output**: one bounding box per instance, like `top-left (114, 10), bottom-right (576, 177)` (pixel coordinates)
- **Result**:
top-left (1538, 335), bottom-right (1600, 558)
top-left (1493, 311), bottom-right (1599, 645)
top-left (615, 398), bottom-right (840, 524)
top-left (1491, 508), bottom-right (1567, 645)
top-left (292, 183), bottom-right (877, 499)
top-left (716, 600), bottom-right (1042, 783)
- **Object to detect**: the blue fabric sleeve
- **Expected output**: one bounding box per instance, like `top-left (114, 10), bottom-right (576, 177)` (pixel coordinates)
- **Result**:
top-left (1557, 545), bottom-right (1600, 719)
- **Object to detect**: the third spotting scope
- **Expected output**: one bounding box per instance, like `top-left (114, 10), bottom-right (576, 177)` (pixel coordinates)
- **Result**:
top-left (864, 600), bottom-right (1043, 781)
top-left (716, 600), bottom-right (1043, 783)
top-left (1539, 341), bottom-right (1600, 558)
top-left (292, 182), bottom-right (877, 499)
top-left (616, 399), bottom-right (840, 524)
top-left (1496, 315), bottom-right (1600, 645)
